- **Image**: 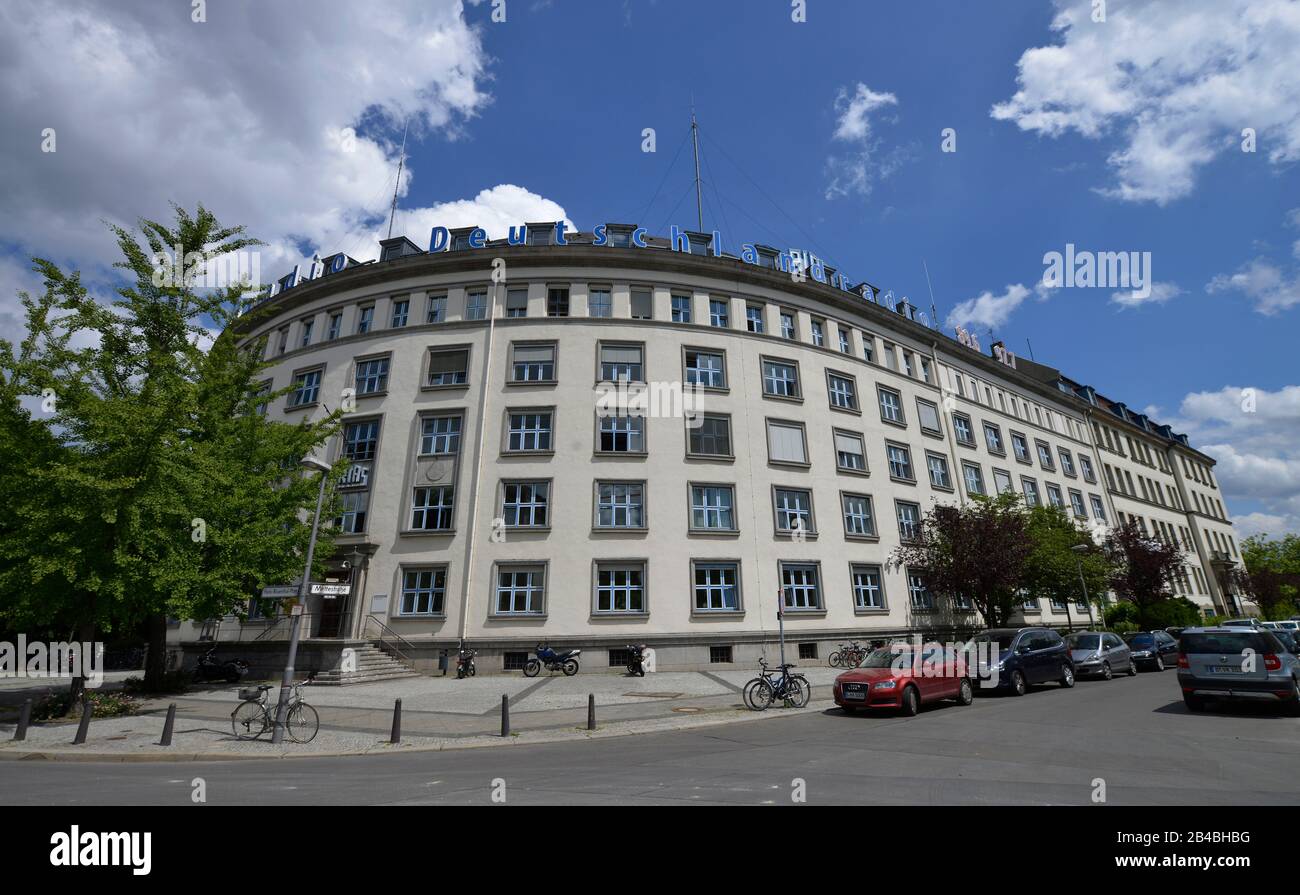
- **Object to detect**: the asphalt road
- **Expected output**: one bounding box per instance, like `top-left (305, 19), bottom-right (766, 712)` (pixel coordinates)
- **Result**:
top-left (3, 669), bottom-right (1298, 805)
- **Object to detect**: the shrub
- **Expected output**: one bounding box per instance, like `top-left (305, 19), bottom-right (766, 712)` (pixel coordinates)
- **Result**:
top-left (1142, 596), bottom-right (1202, 630)
top-left (1112, 621), bottom-right (1139, 634)
top-left (1104, 600), bottom-right (1139, 628)
top-left (30, 689), bottom-right (140, 721)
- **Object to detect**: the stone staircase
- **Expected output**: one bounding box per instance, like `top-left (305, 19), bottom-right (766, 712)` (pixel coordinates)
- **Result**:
top-left (312, 642), bottom-right (421, 685)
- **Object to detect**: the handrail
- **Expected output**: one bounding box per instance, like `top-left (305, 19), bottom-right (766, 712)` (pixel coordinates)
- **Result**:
top-left (363, 614), bottom-right (418, 669)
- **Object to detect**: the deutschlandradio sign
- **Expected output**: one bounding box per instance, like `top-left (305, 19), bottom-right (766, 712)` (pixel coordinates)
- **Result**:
top-left (264, 221), bottom-right (935, 328)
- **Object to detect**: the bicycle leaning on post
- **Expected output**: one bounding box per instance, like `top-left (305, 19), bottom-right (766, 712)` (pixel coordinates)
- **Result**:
top-left (743, 658), bottom-right (812, 710)
top-left (231, 671), bottom-right (319, 743)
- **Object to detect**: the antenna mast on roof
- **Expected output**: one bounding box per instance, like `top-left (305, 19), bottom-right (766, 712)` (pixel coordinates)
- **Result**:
top-left (386, 118), bottom-right (409, 241)
top-left (691, 104), bottom-right (704, 232)
top-left (922, 258), bottom-right (940, 330)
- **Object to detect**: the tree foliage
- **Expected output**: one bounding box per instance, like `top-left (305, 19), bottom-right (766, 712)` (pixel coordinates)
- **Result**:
top-left (1236, 533), bottom-right (1300, 619)
top-left (1020, 504), bottom-right (1113, 622)
top-left (1103, 518), bottom-right (1184, 629)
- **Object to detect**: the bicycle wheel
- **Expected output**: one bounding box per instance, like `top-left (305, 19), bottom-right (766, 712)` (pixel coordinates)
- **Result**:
top-left (791, 675), bottom-right (812, 707)
top-left (827, 651), bottom-right (841, 668)
top-left (742, 678), bottom-right (765, 710)
top-left (231, 700), bottom-right (268, 739)
top-left (750, 679), bottom-right (776, 711)
top-left (781, 678), bottom-right (807, 708)
top-left (286, 702), bottom-right (319, 744)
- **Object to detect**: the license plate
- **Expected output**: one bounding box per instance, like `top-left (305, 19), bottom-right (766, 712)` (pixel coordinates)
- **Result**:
top-left (841, 684), bottom-right (867, 701)
top-left (1206, 665), bottom-right (1240, 674)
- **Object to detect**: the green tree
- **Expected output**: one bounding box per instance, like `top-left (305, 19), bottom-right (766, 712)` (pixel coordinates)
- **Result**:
top-left (0, 205), bottom-right (342, 700)
top-left (1103, 518), bottom-right (1184, 630)
top-left (1019, 504), bottom-right (1112, 628)
top-left (891, 491), bottom-right (1032, 628)
top-left (1237, 534), bottom-right (1300, 619)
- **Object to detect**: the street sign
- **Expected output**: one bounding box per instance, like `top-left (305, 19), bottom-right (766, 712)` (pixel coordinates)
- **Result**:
top-left (309, 583), bottom-right (350, 596)
top-left (261, 585), bottom-right (299, 599)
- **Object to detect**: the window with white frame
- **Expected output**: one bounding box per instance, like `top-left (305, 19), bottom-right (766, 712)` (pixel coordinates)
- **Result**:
top-left (506, 411), bottom-right (553, 452)
top-left (670, 294), bottom-right (692, 322)
top-left (424, 295), bottom-right (446, 324)
top-left (766, 420), bottom-right (808, 466)
top-left (878, 387), bottom-right (904, 424)
top-left (501, 481), bottom-right (549, 528)
top-left (685, 349), bottom-right (725, 388)
top-left (780, 311), bottom-right (796, 339)
top-left (427, 348), bottom-right (468, 386)
top-left (598, 411), bottom-right (645, 452)
top-left (411, 486), bottom-right (454, 531)
top-left (916, 399), bottom-right (941, 435)
top-left (1090, 494), bottom-right (1107, 521)
top-left (1058, 448), bottom-right (1076, 477)
top-left (887, 443), bottom-right (914, 481)
top-left (953, 412), bottom-right (974, 446)
top-left (690, 484), bottom-right (735, 531)
top-left (1011, 432), bottom-right (1030, 463)
top-left (993, 468), bottom-right (1014, 494)
top-left (827, 372), bottom-right (858, 410)
top-left (356, 305), bottom-right (374, 334)
top-left (510, 343), bottom-right (555, 382)
top-left (599, 343), bottom-right (643, 382)
top-left (420, 415), bottom-right (461, 455)
top-left (505, 288), bottom-right (529, 318)
top-left (809, 319), bottom-right (824, 347)
top-left (838, 328), bottom-right (850, 354)
top-left (387, 298), bottom-right (408, 328)
top-left (927, 452), bottom-right (952, 489)
top-left (1079, 454), bottom-right (1096, 482)
top-left (709, 299), bottom-right (729, 327)
top-left (1046, 482), bottom-right (1064, 507)
top-left (1021, 477), bottom-right (1041, 507)
top-left (852, 564), bottom-right (884, 610)
top-left (963, 462), bottom-right (985, 496)
top-left (595, 562), bottom-right (645, 613)
top-left (984, 423), bottom-right (1005, 455)
top-left (761, 358), bottom-right (800, 398)
top-left (780, 562), bottom-right (821, 610)
top-left (745, 304), bottom-right (764, 333)
top-left (694, 562), bottom-right (739, 611)
top-left (355, 357), bottom-right (389, 395)
top-left (907, 570), bottom-right (934, 610)
top-left (289, 369), bottom-right (322, 407)
top-left (595, 482), bottom-right (645, 528)
top-left (1069, 489), bottom-right (1086, 518)
top-left (1036, 440), bottom-right (1055, 470)
top-left (842, 493), bottom-right (876, 537)
top-left (342, 420), bottom-right (379, 461)
top-left (834, 431), bottom-right (867, 473)
top-left (688, 414), bottom-right (732, 457)
top-left (896, 501), bottom-right (921, 541)
top-left (495, 565), bottom-right (545, 614)
top-left (630, 288), bottom-right (652, 320)
top-left (587, 287), bottom-right (611, 318)
top-left (464, 291), bottom-right (487, 320)
top-left (299, 318), bottom-right (314, 347)
top-left (335, 490), bottom-right (368, 533)
top-left (774, 488), bottom-right (814, 535)
top-left (399, 567), bottom-right (446, 615)
top-left (326, 313), bottom-right (341, 341)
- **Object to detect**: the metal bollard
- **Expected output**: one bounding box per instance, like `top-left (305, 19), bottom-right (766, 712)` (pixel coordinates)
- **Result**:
top-left (390, 698), bottom-right (402, 744)
top-left (14, 699), bottom-right (31, 741)
top-left (72, 697), bottom-right (92, 745)
top-left (159, 703), bottom-right (177, 746)
top-left (587, 693), bottom-right (595, 731)
top-left (500, 694), bottom-right (510, 737)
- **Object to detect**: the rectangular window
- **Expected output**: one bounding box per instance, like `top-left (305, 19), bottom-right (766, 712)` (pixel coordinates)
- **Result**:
top-left (838, 328), bottom-right (850, 354)
top-left (289, 369), bottom-right (322, 407)
top-left (335, 490), bottom-right (368, 533)
top-left (355, 357), bottom-right (389, 395)
top-left (927, 452), bottom-right (952, 489)
top-left (878, 387), bottom-right (904, 424)
top-left (827, 372), bottom-right (858, 411)
top-left (694, 562), bottom-right (739, 612)
top-left (342, 420), bottom-right (379, 461)
top-left (1069, 489), bottom-right (1086, 518)
top-left (507, 411), bottom-right (553, 452)
top-left (587, 287), bottom-right (612, 318)
top-left (896, 501), bottom-right (921, 541)
top-left (326, 313), bottom-right (342, 341)
top-left (299, 318), bottom-right (314, 347)
top-left (984, 423), bottom-right (1005, 455)
top-left (882, 341), bottom-right (897, 371)
top-left (420, 415), bottom-right (462, 455)
top-left (630, 288), bottom-right (652, 320)
top-left (1079, 454), bottom-right (1096, 482)
top-left (464, 291), bottom-right (487, 320)
top-left (684, 349), bottom-right (726, 388)
top-left (851, 564), bottom-right (884, 610)
top-left (709, 299), bottom-right (729, 327)
top-left (688, 414), bottom-right (732, 457)
top-left (510, 343), bottom-right (556, 382)
top-left (993, 468), bottom-right (1014, 494)
top-left (424, 296), bottom-right (445, 324)
top-left (506, 288), bottom-right (529, 318)
top-left (780, 311), bottom-right (796, 340)
top-left (761, 359), bottom-right (800, 399)
top-left (745, 304), bottom-right (764, 333)
top-left (356, 305), bottom-right (374, 334)
top-left (595, 482), bottom-right (645, 528)
top-left (386, 299), bottom-right (408, 328)
top-left (886, 443), bottom-right (915, 481)
top-left (501, 481), bottom-right (550, 528)
top-left (1090, 494), bottom-right (1107, 521)
top-left (1058, 449), bottom-right (1076, 477)
top-left (1036, 440), bottom-right (1055, 470)
top-left (411, 486), bottom-right (454, 531)
top-left (671, 294), bottom-right (692, 323)
top-left (842, 493), bottom-right (876, 537)
top-left (599, 343), bottom-right (644, 382)
top-left (1021, 477), bottom-right (1040, 507)
top-left (861, 333), bottom-right (875, 364)
top-left (953, 413), bottom-right (974, 446)
top-left (774, 488), bottom-right (814, 535)
top-left (427, 348), bottom-right (469, 386)
top-left (399, 567), bottom-right (447, 616)
top-left (916, 399), bottom-right (941, 435)
top-left (495, 565), bottom-right (545, 615)
top-left (690, 484), bottom-right (736, 531)
top-left (598, 411), bottom-right (645, 453)
top-left (834, 430), bottom-right (867, 473)
top-left (809, 319), bottom-right (824, 347)
top-left (780, 562), bottom-right (821, 610)
top-left (595, 563), bottom-right (645, 613)
top-left (1011, 432), bottom-right (1030, 463)
top-left (547, 287), bottom-right (569, 317)
top-left (1046, 482), bottom-right (1064, 507)
top-left (963, 462), bottom-right (985, 496)
top-left (907, 571), bottom-right (934, 610)
top-left (766, 420), bottom-right (808, 466)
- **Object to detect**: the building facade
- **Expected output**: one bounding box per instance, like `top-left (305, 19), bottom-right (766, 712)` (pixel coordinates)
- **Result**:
top-left (185, 223), bottom-right (1250, 672)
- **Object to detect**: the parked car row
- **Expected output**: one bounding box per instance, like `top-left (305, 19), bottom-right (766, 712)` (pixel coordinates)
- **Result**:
top-left (1177, 626), bottom-right (1300, 715)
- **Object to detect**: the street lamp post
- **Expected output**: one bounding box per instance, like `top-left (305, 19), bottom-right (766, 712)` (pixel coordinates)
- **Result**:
top-left (271, 456), bottom-right (331, 745)
top-left (1070, 544), bottom-right (1096, 629)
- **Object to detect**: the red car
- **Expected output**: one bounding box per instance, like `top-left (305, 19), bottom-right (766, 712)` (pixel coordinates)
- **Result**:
top-left (834, 643), bottom-right (975, 716)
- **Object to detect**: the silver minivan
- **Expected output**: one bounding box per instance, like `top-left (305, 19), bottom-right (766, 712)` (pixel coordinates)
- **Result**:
top-left (1178, 627), bottom-right (1300, 714)
top-left (1065, 631), bottom-right (1135, 680)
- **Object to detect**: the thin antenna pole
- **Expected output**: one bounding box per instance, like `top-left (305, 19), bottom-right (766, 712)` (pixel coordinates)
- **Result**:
top-left (1025, 338), bottom-right (1036, 361)
top-left (386, 119), bottom-right (409, 241)
top-left (922, 258), bottom-right (940, 330)
top-left (690, 106), bottom-right (704, 232)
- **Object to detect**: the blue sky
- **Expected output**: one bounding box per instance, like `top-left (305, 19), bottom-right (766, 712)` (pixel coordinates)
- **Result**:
top-left (2, 0), bottom-right (1298, 534)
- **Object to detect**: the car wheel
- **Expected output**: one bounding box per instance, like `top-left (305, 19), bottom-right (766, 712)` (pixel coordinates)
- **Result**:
top-left (956, 678), bottom-right (974, 706)
top-left (1127, 660), bottom-right (1138, 676)
top-left (1155, 656), bottom-right (1165, 672)
top-left (1287, 680), bottom-right (1300, 717)
top-left (1060, 664), bottom-right (1075, 688)
top-left (1010, 670), bottom-right (1026, 697)
top-left (1183, 692), bottom-right (1206, 712)
top-left (1101, 662), bottom-right (1112, 681)
top-left (899, 685), bottom-right (920, 717)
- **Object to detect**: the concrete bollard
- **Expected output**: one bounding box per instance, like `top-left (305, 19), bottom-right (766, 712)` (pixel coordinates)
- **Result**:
top-left (587, 693), bottom-right (595, 731)
top-left (390, 698), bottom-right (402, 744)
top-left (72, 697), bottom-right (92, 745)
top-left (14, 699), bottom-right (31, 742)
top-left (500, 694), bottom-right (510, 737)
top-left (159, 703), bottom-right (177, 746)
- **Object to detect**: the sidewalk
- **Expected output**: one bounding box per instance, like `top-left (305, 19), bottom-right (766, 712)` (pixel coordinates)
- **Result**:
top-left (0, 667), bottom-right (842, 761)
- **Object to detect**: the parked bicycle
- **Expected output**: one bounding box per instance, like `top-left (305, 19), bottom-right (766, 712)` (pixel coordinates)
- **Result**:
top-left (743, 658), bottom-right (811, 710)
top-left (828, 641), bottom-right (867, 669)
top-left (231, 672), bottom-right (319, 743)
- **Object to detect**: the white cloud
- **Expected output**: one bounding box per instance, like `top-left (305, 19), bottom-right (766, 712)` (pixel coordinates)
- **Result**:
top-left (1110, 280), bottom-right (1183, 308)
top-left (944, 283), bottom-right (1030, 331)
top-left (1165, 385), bottom-right (1300, 536)
top-left (0, 1), bottom-right (575, 347)
top-left (824, 83), bottom-right (909, 200)
top-left (1206, 258), bottom-right (1300, 315)
top-left (991, 0), bottom-right (1300, 205)
top-left (1232, 511), bottom-right (1294, 540)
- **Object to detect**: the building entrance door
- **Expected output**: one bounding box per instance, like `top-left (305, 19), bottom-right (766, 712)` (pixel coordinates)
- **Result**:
top-left (317, 596), bottom-right (342, 638)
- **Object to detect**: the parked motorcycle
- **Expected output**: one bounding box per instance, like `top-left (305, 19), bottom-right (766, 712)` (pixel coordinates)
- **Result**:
top-left (192, 648), bottom-right (250, 683)
top-left (456, 646), bottom-right (477, 679)
top-left (626, 643), bottom-right (647, 677)
top-left (523, 643), bottom-right (580, 677)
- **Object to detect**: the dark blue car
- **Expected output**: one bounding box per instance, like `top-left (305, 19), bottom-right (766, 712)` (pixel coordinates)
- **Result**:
top-left (966, 627), bottom-right (1076, 696)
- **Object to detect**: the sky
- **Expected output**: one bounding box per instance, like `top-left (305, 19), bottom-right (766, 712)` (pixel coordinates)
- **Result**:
top-left (1, 0), bottom-right (1298, 536)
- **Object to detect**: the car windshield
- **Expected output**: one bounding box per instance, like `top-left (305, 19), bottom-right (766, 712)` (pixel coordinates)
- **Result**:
top-left (969, 633), bottom-right (1016, 651)
top-left (860, 648), bottom-right (903, 668)
top-left (1066, 634), bottom-right (1100, 649)
top-left (1181, 632), bottom-right (1276, 654)
top-left (1125, 633), bottom-right (1155, 647)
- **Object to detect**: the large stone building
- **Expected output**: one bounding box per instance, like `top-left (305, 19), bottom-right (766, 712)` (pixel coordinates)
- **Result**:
top-left (174, 222), bottom-right (1250, 673)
